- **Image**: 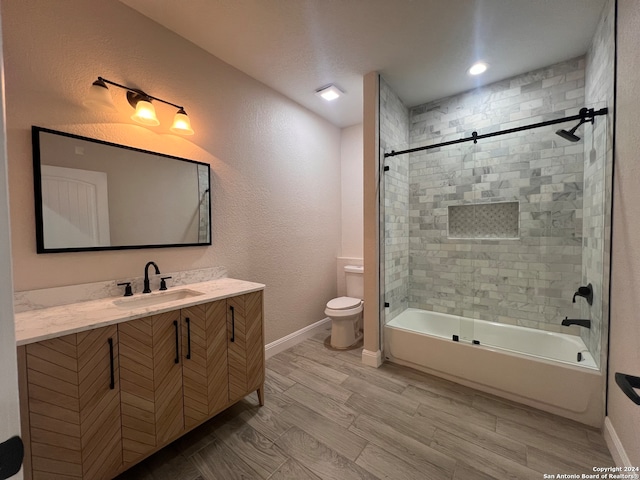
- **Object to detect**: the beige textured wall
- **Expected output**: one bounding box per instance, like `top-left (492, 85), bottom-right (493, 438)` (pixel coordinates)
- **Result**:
top-left (2, 0), bottom-right (342, 344)
top-left (608, 0), bottom-right (640, 465)
top-left (340, 123), bottom-right (363, 259)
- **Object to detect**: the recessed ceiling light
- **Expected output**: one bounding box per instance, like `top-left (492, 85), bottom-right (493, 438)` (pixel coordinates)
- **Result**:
top-left (315, 84), bottom-right (343, 101)
top-left (468, 62), bottom-right (488, 76)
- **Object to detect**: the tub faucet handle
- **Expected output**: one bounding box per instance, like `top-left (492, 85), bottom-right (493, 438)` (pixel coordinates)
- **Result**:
top-left (572, 283), bottom-right (593, 306)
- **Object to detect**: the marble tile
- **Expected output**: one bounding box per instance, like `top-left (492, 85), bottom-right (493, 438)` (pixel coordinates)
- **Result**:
top-left (15, 277), bottom-right (263, 345)
top-left (14, 266), bottom-right (227, 312)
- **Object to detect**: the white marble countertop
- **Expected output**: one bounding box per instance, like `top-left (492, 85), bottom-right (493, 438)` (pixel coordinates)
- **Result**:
top-left (15, 278), bottom-right (265, 346)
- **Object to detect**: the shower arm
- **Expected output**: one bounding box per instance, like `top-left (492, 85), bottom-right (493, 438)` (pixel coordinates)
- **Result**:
top-left (384, 107), bottom-right (608, 158)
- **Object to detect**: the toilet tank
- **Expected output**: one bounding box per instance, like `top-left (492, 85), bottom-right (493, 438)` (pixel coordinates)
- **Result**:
top-left (344, 265), bottom-right (364, 299)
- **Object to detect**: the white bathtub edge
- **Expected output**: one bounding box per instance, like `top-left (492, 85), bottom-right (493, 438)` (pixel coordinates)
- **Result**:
top-left (604, 417), bottom-right (632, 467)
top-left (362, 349), bottom-right (383, 368)
top-left (265, 317), bottom-right (331, 359)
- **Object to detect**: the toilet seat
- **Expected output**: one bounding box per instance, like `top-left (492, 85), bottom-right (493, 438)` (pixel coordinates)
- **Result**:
top-left (325, 296), bottom-right (363, 318)
top-left (326, 296), bottom-right (361, 310)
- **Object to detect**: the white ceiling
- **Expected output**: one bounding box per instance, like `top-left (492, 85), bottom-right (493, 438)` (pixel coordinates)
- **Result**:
top-left (120, 0), bottom-right (606, 128)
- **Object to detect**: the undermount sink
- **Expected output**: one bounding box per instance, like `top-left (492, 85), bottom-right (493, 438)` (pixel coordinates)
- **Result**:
top-left (113, 289), bottom-right (204, 308)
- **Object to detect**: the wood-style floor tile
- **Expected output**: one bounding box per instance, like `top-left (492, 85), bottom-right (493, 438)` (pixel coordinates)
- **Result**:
top-left (349, 413), bottom-right (455, 478)
top-left (526, 445), bottom-right (599, 476)
top-left (473, 393), bottom-right (598, 447)
top-left (431, 428), bottom-right (542, 480)
top-left (265, 368), bottom-right (296, 393)
top-left (410, 387), bottom-right (497, 430)
top-left (496, 416), bottom-right (615, 468)
top-left (288, 346), bottom-right (407, 394)
top-left (283, 383), bottom-right (357, 428)
top-left (268, 458), bottom-right (323, 480)
top-left (453, 462), bottom-right (500, 480)
top-left (287, 355), bottom-right (350, 385)
top-left (279, 403), bottom-right (368, 461)
top-left (355, 442), bottom-right (438, 480)
top-left (190, 436), bottom-right (261, 480)
top-left (383, 362), bottom-right (476, 404)
top-left (236, 403), bottom-right (291, 442)
top-left (212, 417), bottom-right (288, 479)
top-left (274, 426), bottom-right (377, 480)
top-left (415, 405), bottom-right (527, 465)
top-left (115, 337), bottom-right (614, 480)
top-left (341, 375), bottom-right (419, 415)
top-left (286, 368), bottom-right (353, 403)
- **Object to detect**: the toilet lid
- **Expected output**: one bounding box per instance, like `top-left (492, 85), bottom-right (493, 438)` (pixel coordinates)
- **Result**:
top-left (327, 296), bottom-right (362, 310)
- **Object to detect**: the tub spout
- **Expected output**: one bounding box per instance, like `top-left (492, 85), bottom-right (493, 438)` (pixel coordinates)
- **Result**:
top-left (561, 317), bottom-right (591, 328)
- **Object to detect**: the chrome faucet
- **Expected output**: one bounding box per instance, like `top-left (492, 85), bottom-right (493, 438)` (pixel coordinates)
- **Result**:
top-left (143, 261), bottom-right (160, 294)
top-left (561, 317), bottom-right (591, 329)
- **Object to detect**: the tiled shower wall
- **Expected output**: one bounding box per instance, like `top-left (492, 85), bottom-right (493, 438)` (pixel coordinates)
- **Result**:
top-left (406, 57), bottom-right (589, 332)
top-left (380, 77), bottom-right (409, 322)
top-left (582, 0), bottom-right (615, 367)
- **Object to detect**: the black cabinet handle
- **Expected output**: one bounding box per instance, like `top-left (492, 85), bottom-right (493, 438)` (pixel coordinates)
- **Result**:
top-left (108, 338), bottom-right (115, 390)
top-left (185, 317), bottom-right (191, 360)
top-left (173, 320), bottom-right (180, 364)
top-left (230, 305), bottom-right (235, 342)
top-left (615, 372), bottom-right (640, 405)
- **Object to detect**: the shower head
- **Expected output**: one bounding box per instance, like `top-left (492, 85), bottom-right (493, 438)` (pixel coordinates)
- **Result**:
top-left (555, 126), bottom-right (582, 142)
top-left (555, 107), bottom-right (593, 143)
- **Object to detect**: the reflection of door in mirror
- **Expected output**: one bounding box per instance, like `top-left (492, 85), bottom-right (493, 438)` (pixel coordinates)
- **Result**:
top-left (41, 165), bottom-right (111, 248)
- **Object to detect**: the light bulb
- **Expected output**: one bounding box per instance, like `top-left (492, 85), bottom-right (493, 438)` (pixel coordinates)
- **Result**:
top-left (131, 100), bottom-right (159, 126)
top-left (83, 79), bottom-right (116, 111)
top-left (170, 108), bottom-right (194, 135)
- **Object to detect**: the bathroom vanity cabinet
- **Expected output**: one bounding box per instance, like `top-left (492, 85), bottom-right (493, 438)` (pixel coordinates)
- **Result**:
top-left (18, 324), bottom-right (123, 480)
top-left (16, 284), bottom-right (264, 480)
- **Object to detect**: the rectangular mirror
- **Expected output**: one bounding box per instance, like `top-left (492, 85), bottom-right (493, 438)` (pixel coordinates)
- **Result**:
top-left (32, 126), bottom-right (211, 253)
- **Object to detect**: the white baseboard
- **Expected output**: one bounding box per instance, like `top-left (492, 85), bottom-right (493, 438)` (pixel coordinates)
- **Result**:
top-left (361, 349), bottom-right (382, 368)
top-left (265, 318), bottom-right (332, 359)
top-left (604, 416), bottom-right (632, 467)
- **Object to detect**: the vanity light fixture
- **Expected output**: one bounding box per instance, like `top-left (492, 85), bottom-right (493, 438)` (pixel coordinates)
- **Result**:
top-left (315, 84), bottom-right (344, 101)
top-left (468, 62), bottom-right (488, 76)
top-left (84, 76), bottom-right (194, 135)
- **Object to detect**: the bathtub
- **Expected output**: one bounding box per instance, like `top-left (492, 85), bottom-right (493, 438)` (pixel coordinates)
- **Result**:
top-left (384, 308), bottom-right (604, 427)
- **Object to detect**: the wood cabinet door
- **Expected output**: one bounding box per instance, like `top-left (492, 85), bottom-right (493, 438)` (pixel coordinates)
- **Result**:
top-left (227, 291), bottom-right (265, 403)
top-left (23, 324), bottom-right (122, 480)
top-left (182, 301), bottom-right (229, 428)
top-left (119, 311), bottom-right (184, 465)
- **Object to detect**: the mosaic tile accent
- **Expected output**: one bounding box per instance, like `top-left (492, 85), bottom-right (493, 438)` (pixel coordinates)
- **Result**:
top-left (449, 202), bottom-right (519, 239)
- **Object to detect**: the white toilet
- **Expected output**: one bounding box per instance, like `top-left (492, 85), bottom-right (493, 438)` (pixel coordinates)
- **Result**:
top-left (325, 265), bottom-right (364, 349)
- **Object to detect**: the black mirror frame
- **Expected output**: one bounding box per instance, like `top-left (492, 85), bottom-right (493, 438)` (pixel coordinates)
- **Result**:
top-left (32, 126), bottom-right (212, 253)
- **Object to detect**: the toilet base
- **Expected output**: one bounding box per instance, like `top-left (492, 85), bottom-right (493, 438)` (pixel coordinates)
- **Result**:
top-left (330, 331), bottom-right (363, 350)
top-left (329, 311), bottom-right (363, 349)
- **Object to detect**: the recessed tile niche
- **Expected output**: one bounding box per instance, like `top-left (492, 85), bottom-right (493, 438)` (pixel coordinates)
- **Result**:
top-left (448, 202), bottom-right (520, 239)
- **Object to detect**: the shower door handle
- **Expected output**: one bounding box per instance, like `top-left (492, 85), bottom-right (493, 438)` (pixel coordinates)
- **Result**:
top-left (615, 372), bottom-right (640, 405)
